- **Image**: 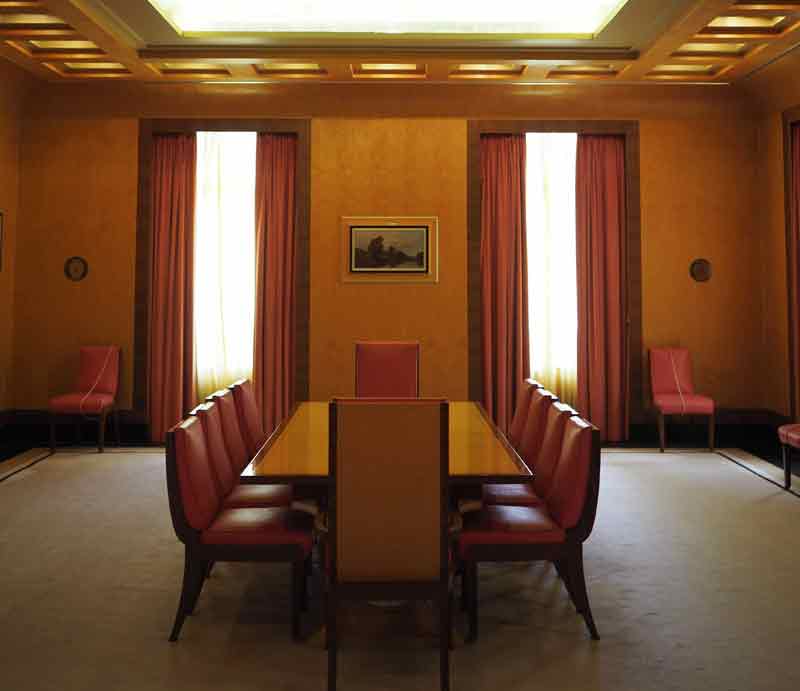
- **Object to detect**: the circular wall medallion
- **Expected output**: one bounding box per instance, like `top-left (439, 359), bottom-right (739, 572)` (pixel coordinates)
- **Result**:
top-left (689, 258), bottom-right (712, 283)
top-left (64, 256), bottom-right (88, 282)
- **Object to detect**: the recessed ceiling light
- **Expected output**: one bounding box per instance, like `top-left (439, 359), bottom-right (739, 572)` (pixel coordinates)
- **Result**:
top-left (147, 0), bottom-right (630, 37)
top-left (677, 42), bottom-right (747, 54)
top-left (64, 61), bottom-right (126, 70)
top-left (29, 40), bottom-right (97, 49)
top-left (708, 15), bottom-right (785, 28)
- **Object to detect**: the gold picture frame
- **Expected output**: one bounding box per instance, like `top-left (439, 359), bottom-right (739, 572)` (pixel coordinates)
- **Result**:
top-left (340, 216), bottom-right (439, 284)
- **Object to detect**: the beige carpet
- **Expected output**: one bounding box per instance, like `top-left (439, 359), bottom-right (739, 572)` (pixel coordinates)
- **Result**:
top-left (0, 447), bottom-right (798, 691)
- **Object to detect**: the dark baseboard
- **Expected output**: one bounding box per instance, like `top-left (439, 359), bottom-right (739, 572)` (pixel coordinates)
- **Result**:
top-left (622, 408), bottom-right (791, 461)
top-left (0, 408), bottom-right (155, 462)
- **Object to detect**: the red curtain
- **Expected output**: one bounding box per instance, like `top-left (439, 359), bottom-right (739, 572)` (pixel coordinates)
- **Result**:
top-left (480, 134), bottom-right (530, 434)
top-left (576, 134), bottom-right (627, 442)
top-left (148, 134), bottom-right (197, 442)
top-left (253, 133), bottom-right (297, 434)
top-left (791, 123), bottom-right (800, 417)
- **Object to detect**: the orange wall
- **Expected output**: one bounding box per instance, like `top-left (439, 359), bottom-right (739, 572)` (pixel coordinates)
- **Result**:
top-left (10, 78), bottom-right (771, 415)
top-left (310, 119), bottom-right (467, 400)
top-left (13, 118), bottom-right (138, 409)
top-left (0, 61), bottom-right (31, 409)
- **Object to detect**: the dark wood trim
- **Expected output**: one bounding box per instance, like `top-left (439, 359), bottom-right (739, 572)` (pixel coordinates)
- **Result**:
top-left (782, 107), bottom-right (800, 420)
top-left (467, 120), bottom-right (643, 428)
top-left (133, 118), bottom-right (311, 430)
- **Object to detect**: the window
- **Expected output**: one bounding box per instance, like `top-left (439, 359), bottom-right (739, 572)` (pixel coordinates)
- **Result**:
top-left (193, 131), bottom-right (257, 398)
top-left (525, 132), bottom-right (578, 404)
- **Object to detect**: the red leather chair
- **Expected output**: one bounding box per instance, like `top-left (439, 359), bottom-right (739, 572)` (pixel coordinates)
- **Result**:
top-left (229, 379), bottom-right (268, 456)
top-left (193, 401), bottom-right (292, 508)
top-left (650, 348), bottom-right (715, 451)
top-left (206, 388), bottom-right (252, 473)
top-left (48, 345), bottom-right (121, 453)
top-left (483, 400), bottom-right (576, 507)
top-left (354, 341), bottom-right (420, 397)
top-left (507, 378), bottom-right (541, 451)
top-left (459, 416), bottom-right (601, 642)
top-left (165, 416), bottom-right (312, 641)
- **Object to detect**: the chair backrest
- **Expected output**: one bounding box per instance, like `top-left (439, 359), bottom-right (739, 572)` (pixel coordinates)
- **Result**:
top-left (76, 345), bottom-right (120, 396)
top-left (330, 398), bottom-right (447, 583)
top-left (166, 416), bottom-right (221, 541)
top-left (206, 388), bottom-right (250, 473)
top-left (532, 401), bottom-right (577, 498)
top-left (230, 379), bottom-right (267, 457)
top-left (545, 416), bottom-right (598, 536)
top-left (518, 388), bottom-right (558, 465)
top-left (193, 401), bottom-right (237, 498)
top-left (650, 347), bottom-right (696, 396)
top-left (508, 379), bottom-right (541, 450)
top-left (354, 341), bottom-right (420, 398)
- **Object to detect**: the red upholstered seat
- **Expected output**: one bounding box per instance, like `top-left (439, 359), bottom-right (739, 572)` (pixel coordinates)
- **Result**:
top-left (48, 345), bottom-right (121, 452)
top-left (355, 341), bottom-right (420, 397)
top-left (230, 379), bottom-right (268, 456)
top-left (201, 507), bottom-right (312, 552)
top-left (49, 392), bottom-right (115, 415)
top-left (459, 505), bottom-right (564, 558)
top-left (225, 484), bottom-right (293, 508)
top-left (650, 347), bottom-right (715, 451)
top-left (778, 423), bottom-right (800, 448)
top-left (482, 483), bottom-right (541, 506)
top-left (653, 393), bottom-right (714, 416)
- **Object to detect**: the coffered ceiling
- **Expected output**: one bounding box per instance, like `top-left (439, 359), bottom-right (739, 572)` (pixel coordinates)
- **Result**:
top-left (2, 1), bottom-right (800, 84)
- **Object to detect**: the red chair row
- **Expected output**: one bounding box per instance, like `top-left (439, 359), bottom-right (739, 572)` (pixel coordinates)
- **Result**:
top-left (165, 379), bottom-right (309, 642)
top-left (459, 378), bottom-right (601, 642)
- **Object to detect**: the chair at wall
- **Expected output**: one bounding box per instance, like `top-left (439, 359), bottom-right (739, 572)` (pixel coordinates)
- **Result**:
top-left (777, 424), bottom-right (799, 490)
top-left (354, 341), bottom-right (420, 397)
top-left (459, 416), bottom-right (601, 643)
top-left (48, 345), bottom-right (121, 453)
top-left (165, 416), bottom-right (312, 642)
top-left (650, 348), bottom-right (715, 452)
top-left (326, 398), bottom-right (452, 691)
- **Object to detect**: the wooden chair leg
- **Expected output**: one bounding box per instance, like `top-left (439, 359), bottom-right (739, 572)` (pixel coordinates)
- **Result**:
top-left (291, 560), bottom-right (303, 640)
top-left (657, 411), bottom-right (666, 452)
top-left (554, 558), bottom-right (576, 607)
top-left (783, 444), bottom-right (792, 490)
top-left (708, 412), bottom-right (715, 452)
top-left (75, 418), bottom-right (82, 445)
top-left (566, 545), bottom-right (599, 640)
top-left (327, 586), bottom-right (337, 691)
top-left (440, 584), bottom-right (451, 691)
top-left (466, 562), bottom-right (478, 644)
top-left (98, 410), bottom-right (108, 453)
top-left (114, 409), bottom-right (121, 447)
top-left (169, 550), bottom-right (205, 642)
top-left (49, 414), bottom-right (57, 452)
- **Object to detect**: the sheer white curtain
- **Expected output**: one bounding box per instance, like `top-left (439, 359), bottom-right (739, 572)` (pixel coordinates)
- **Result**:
top-left (525, 132), bottom-right (578, 405)
top-left (193, 131), bottom-right (257, 399)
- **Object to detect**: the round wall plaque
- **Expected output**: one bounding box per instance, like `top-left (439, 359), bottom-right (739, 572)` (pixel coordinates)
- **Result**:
top-left (689, 258), bottom-right (711, 283)
top-left (64, 256), bottom-right (88, 282)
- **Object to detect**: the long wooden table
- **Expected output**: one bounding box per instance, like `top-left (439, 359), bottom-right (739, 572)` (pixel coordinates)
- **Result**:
top-left (241, 401), bottom-right (531, 484)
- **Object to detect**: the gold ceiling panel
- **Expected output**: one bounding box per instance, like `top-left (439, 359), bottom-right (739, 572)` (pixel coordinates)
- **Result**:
top-left (253, 61), bottom-right (328, 78)
top-left (449, 63), bottom-right (526, 80)
top-left (547, 64), bottom-right (621, 79)
top-left (351, 63), bottom-right (427, 79)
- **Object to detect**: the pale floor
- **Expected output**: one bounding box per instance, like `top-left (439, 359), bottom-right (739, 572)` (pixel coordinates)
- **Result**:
top-left (0, 447), bottom-right (798, 691)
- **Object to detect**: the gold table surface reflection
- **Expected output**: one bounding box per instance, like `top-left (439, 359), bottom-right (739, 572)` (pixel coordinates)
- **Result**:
top-left (242, 401), bottom-right (531, 484)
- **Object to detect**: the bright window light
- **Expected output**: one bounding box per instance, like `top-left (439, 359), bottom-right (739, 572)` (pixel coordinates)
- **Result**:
top-left (148, 0), bottom-right (629, 36)
top-left (194, 131), bottom-right (257, 399)
top-left (526, 132), bottom-right (578, 405)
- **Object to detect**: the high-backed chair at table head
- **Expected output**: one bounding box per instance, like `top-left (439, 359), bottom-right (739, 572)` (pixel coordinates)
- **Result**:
top-left (327, 398), bottom-right (451, 691)
top-left (649, 347), bottom-right (715, 452)
top-left (354, 341), bottom-right (420, 397)
top-left (48, 345), bottom-right (121, 453)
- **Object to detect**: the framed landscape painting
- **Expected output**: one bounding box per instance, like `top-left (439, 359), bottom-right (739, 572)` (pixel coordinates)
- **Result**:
top-left (341, 216), bottom-right (439, 284)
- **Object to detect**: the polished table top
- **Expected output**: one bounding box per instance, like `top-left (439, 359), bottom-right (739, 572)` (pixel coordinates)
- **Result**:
top-left (242, 401), bottom-right (531, 484)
